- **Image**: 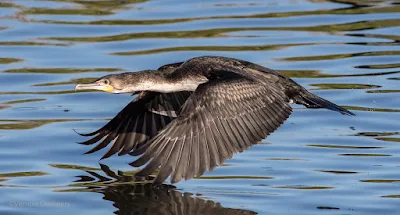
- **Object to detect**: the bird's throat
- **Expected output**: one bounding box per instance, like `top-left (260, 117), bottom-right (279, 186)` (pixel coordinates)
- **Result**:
top-left (133, 79), bottom-right (206, 93)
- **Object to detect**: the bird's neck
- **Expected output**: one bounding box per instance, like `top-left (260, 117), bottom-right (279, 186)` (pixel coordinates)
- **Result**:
top-left (136, 79), bottom-right (203, 93)
top-left (123, 71), bottom-right (208, 93)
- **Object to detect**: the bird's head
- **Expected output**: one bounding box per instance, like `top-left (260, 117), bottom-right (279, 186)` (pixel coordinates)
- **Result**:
top-left (75, 71), bottom-right (157, 94)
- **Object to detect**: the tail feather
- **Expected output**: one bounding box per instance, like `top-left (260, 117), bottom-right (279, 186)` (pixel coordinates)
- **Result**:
top-left (297, 93), bottom-right (355, 116)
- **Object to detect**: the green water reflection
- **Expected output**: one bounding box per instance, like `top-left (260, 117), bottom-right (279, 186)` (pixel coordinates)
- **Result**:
top-left (0, 119), bottom-right (81, 130)
top-left (307, 144), bottom-right (383, 149)
top-left (49, 164), bottom-right (101, 171)
top-left (0, 41), bottom-right (68, 46)
top-left (282, 51), bottom-right (400, 62)
top-left (4, 68), bottom-right (122, 74)
top-left (310, 83), bottom-right (381, 90)
top-left (0, 171), bottom-right (48, 178)
top-left (0, 58), bottom-right (23, 64)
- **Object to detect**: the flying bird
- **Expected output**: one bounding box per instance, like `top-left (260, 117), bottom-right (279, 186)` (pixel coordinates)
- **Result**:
top-left (75, 56), bottom-right (354, 184)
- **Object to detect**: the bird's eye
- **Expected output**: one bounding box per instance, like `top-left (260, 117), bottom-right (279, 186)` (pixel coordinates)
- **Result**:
top-left (103, 79), bottom-right (110, 85)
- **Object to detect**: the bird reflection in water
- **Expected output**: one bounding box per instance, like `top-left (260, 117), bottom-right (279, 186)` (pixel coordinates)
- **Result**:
top-left (72, 164), bottom-right (257, 215)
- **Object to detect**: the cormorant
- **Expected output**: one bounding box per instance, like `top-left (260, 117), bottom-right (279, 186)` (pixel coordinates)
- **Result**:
top-left (75, 56), bottom-right (354, 184)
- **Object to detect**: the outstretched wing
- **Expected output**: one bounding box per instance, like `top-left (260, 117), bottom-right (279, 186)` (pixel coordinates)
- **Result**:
top-left (77, 91), bottom-right (192, 159)
top-left (131, 74), bottom-right (293, 184)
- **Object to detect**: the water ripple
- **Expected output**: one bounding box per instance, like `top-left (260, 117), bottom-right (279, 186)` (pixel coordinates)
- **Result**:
top-left (1, 0), bottom-right (400, 215)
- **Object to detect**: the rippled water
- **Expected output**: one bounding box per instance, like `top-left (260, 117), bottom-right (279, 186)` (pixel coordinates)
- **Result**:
top-left (1, 0), bottom-right (399, 214)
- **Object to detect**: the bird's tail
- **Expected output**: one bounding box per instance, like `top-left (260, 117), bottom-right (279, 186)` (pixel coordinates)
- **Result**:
top-left (294, 92), bottom-right (355, 116)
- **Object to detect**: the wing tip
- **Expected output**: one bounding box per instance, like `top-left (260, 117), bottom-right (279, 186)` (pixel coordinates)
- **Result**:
top-left (73, 128), bottom-right (99, 137)
top-left (83, 150), bottom-right (93, 155)
top-left (100, 153), bottom-right (111, 160)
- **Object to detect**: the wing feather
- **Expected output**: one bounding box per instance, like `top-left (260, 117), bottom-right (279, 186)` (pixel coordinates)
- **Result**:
top-left (188, 122), bottom-right (201, 179)
top-left (120, 115), bottom-right (142, 155)
top-left (198, 110), bottom-right (211, 174)
top-left (102, 117), bottom-right (133, 159)
top-left (77, 91), bottom-right (191, 158)
top-left (205, 122), bottom-right (220, 170)
top-left (217, 119), bottom-right (237, 151)
top-left (154, 137), bottom-right (180, 183)
top-left (171, 134), bottom-right (188, 183)
top-left (132, 75), bottom-right (292, 183)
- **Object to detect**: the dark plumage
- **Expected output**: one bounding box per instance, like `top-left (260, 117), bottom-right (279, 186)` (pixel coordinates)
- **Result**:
top-left (75, 56), bottom-right (354, 184)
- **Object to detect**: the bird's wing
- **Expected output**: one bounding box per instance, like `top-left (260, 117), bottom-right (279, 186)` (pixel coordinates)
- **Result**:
top-left (77, 91), bottom-right (192, 159)
top-left (131, 74), bottom-right (293, 184)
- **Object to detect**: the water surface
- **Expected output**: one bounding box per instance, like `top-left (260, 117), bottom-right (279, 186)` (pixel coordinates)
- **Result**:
top-left (0, 0), bottom-right (399, 214)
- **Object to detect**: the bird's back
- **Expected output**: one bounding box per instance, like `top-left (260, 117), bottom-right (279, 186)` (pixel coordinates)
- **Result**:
top-left (167, 56), bottom-right (302, 99)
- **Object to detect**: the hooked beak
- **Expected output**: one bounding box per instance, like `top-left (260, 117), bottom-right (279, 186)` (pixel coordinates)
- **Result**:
top-left (75, 82), bottom-right (114, 93)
